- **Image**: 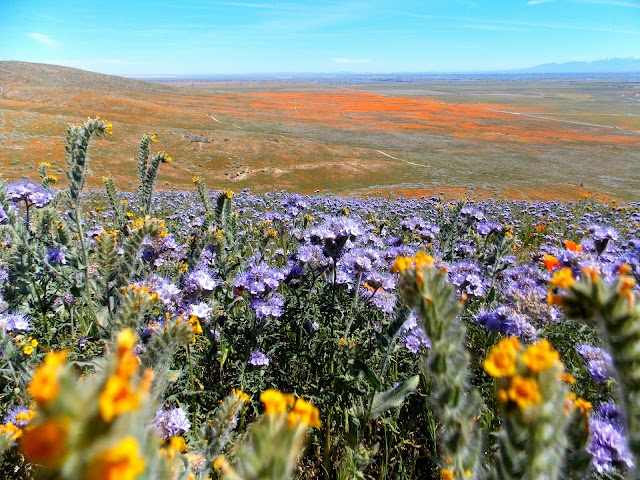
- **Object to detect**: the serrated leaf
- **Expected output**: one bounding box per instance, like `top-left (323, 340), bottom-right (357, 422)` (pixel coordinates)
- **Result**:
top-left (370, 375), bottom-right (419, 419)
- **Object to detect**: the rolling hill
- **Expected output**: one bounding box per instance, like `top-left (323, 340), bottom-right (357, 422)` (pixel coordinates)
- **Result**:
top-left (1, 61), bottom-right (639, 201)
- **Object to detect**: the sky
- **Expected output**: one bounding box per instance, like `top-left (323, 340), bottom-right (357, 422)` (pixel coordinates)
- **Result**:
top-left (0, 0), bottom-right (639, 75)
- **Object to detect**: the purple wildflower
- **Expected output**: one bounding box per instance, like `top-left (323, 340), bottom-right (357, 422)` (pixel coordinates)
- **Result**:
top-left (0, 312), bottom-right (31, 332)
top-left (248, 350), bottom-right (270, 367)
top-left (189, 302), bottom-right (213, 320)
top-left (183, 269), bottom-right (218, 294)
top-left (46, 247), bottom-right (67, 265)
top-left (6, 180), bottom-right (53, 208)
top-left (476, 221), bottom-right (502, 236)
top-left (153, 406), bottom-right (191, 439)
top-left (4, 405), bottom-right (33, 427)
top-left (250, 293), bottom-right (285, 320)
top-left (400, 312), bottom-right (431, 353)
top-left (577, 344), bottom-right (614, 383)
top-left (234, 262), bottom-right (285, 296)
top-left (588, 409), bottom-right (634, 474)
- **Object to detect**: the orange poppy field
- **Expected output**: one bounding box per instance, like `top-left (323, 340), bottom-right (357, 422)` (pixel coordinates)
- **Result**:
top-left (1, 61), bottom-right (638, 201)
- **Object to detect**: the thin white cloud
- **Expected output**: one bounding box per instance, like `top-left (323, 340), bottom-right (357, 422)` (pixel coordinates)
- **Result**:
top-left (528, 0), bottom-right (555, 5)
top-left (576, 0), bottom-right (640, 6)
top-left (332, 58), bottom-right (369, 64)
top-left (27, 33), bottom-right (60, 47)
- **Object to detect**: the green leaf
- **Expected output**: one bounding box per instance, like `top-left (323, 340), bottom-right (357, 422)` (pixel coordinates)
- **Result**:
top-left (353, 357), bottom-right (381, 391)
top-left (370, 375), bottom-right (420, 419)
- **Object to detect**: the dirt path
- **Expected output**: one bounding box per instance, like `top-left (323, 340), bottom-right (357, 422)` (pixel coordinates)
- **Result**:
top-left (485, 108), bottom-right (635, 132)
top-left (203, 113), bottom-right (222, 123)
top-left (375, 150), bottom-right (426, 168)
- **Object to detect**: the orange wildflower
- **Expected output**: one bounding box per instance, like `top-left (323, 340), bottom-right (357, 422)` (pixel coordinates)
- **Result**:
top-left (28, 350), bottom-right (68, 405)
top-left (542, 254), bottom-right (561, 272)
top-left (85, 436), bottom-right (145, 480)
top-left (564, 240), bottom-right (583, 252)
top-left (20, 419), bottom-right (69, 468)
top-left (549, 268), bottom-right (575, 289)
top-left (507, 375), bottom-right (541, 409)
top-left (483, 337), bottom-right (521, 378)
top-left (521, 339), bottom-right (560, 373)
top-left (98, 376), bottom-right (141, 422)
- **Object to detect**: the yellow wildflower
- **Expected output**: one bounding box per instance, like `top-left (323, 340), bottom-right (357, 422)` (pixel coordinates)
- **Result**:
top-left (188, 316), bottom-right (203, 335)
top-left (260, 389), bottom-right (288, 416)
top-left (441, 469), bottom-right (454, 480)
top-left (117, 328), bottom-right (136, 354)
top-left (0, 423), bottom-right (21, 441)
top-left (23, 339), bottom-right (37, 355)
top-left (508, 375), bottom-right (541, 409)
top-left (28, 350), bottom-right (68, 405)
top-left (287, 398), bottom-right (322, 429)
top-left (521, 339), bottom-right (560, 373)
top-left (213, 455), bottom-right (229, 471)
top-left (232, 388), bottom-right (250, 402)
top-left (483, 337), bottom-right (521, 378)
top-left (574, 397), bottom-right (593, 416)
top-left (391, 256), bottom-right (412, 274)
top-left (549, 268), bottom-right (575, 289)
top-left (98, 375), bottom-right (141, 422)
top-left (414, 251), bottom-right (434, 269)
top-left (85, 436), bottom-right (145, 480)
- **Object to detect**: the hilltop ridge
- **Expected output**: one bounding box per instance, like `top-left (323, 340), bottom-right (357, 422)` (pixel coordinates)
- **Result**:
top-left (0, 61), bottom-right (172, 92)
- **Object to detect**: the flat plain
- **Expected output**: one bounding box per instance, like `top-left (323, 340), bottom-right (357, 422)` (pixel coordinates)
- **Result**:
top-left (1, 61), bottom-right (638, 201)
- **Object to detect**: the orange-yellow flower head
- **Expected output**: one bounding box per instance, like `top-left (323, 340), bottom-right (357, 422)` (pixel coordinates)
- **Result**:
top-left (564, 240), bottom-right (583, 253)
top-left (521, 339), bottom-right (560, 374)
top-left (391, 256), bottom-right (413, 274)
top-left (483, 337), bottom-right (521, 378)
top-left (287, 398), bottom-right (322, 429)
top-left (20, 419), bottom-right (70, 468)
top-left (508, 375), bottom-right (542, 410)
top-left (413, 251), bottom-right (434, 270)
top-left (28, 350), bottom-right (68, 405)
top-left (117, 328), bottom-right (136, 354)
top-left (440, 469), bottom-right (454, 480)
top-left (232, 388), bottom-right (250, 403)
top-left (85, 436), bottom-right (145, 480)
top-left (542, 254), bottom-right (561, 272)
top-left (549, 267), bottom-right (575, 290)
top-left (260, 389), bottom-right (289, 416)
top-left (98, 376), bottom-right (141, 423)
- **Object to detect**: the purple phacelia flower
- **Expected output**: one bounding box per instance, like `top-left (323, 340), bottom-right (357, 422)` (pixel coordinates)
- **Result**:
top-left (6, 180), bottom-right (53, 208)
top-left (0, 312), bottom-right (31, 332)
top-left (234, 263), bottom-right (285, 296)
top-left (250, 294), bottom-right (285, 320)
top-left (46, 247), bottom-right (68, 265)
top-left (248, 350), bottom-right (270, 367)
top-left (4, 405), bottom-right (33, 427)
top-left (400, 312), bottom-right (431, 354)
top-left (588, 413), bottom-right (634, 474)
top-left (153, 406), bottom-right (191, 439)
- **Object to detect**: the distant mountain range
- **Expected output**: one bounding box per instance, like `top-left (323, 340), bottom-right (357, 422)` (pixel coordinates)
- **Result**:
top-left (510, 57), bottom-right (640, 73)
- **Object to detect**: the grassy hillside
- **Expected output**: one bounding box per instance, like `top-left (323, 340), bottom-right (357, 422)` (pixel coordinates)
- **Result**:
top-left (1, 61), bottom-right (638, 201)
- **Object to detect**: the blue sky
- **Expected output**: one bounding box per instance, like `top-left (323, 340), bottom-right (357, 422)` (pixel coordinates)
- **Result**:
top-left (0, 0), bottom-right (638, 75)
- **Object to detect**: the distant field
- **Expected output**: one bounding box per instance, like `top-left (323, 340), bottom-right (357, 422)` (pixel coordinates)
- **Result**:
top-left (1, 62), bottom-right (638, 201)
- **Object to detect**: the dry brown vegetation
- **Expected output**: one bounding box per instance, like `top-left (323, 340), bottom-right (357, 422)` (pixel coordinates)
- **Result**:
top-left (1, 61), bottom-right (638, 201)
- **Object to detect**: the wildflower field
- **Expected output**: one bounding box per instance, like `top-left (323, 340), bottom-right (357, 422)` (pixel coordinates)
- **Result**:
top-left (1, 117), bottom-right (640, 479)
